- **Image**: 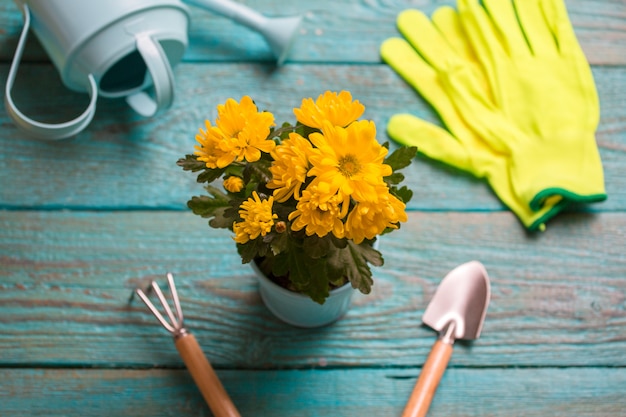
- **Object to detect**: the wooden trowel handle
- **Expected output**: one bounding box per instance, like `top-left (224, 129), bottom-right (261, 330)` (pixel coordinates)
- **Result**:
top-left (175, 333), bottom-right (241, 417)
top-left (402, 339), bottom-right (453, 417)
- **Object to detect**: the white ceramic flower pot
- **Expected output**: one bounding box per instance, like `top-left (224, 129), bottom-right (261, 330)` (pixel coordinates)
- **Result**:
top-left (251, 261), bottom-right (354, 328)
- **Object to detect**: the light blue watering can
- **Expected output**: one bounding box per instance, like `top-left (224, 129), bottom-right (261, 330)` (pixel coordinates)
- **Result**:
top-left (4, 0), bottom-right (301, 140)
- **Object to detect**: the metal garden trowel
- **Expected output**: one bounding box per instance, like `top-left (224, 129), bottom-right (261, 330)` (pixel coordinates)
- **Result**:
top-left (402, 261), bottom-right (491, 417)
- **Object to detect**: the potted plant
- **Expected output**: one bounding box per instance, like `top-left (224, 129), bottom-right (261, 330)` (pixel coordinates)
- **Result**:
top-left (178, 91), bottom-right (416, 327)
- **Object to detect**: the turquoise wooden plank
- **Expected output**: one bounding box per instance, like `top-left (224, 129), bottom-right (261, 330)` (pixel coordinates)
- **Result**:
top-left (1, 211), bottom-right (624, 368)
top-left (1, 1), bottom-right (624, 416)
top-left (1, 63), bottom-right (624, 211)
top-left (0, 367), bottom-right (624, 417)
top-left (0, 0), bottom-right (624, 65)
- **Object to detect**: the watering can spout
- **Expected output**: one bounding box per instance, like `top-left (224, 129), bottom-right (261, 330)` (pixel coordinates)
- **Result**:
top-left (264, 15), bottom-right (302, 65)
top-left (184, 0), bottom-right (301, 65)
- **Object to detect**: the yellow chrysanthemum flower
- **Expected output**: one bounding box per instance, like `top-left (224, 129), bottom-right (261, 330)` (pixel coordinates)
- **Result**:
top-left (233, 191), bottom-right (278, 244)
top-left (293, 90), bottom-right (365, 129)
top-left (288, 183), bottom-right (345, 239)
top-left (308, 120), bottom-right (392, 208)
top-left (344, 190), bottom-right (408, 244)
top-left (194, 119), bottom-right (228, 169)
top-left (223, 176), bottom-right (244, 193)
top-left (267, 132), bottom-right (313, 202)
top-left (194, 96), bottom-right (276, 169)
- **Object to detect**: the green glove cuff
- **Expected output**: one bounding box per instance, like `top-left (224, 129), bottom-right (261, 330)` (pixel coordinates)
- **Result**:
top-left (532, 188), bottom-right (607, 212)
top-left (510, 134), bottom-right (607, 210)
top-left (497, 186), bottom-right (568, 232)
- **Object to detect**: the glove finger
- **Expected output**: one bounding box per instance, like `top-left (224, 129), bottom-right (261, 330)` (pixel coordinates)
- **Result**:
top-left (513, 0), bottom-right (558, 57)
top-left (438, 65), bottom-right (515, 155)
top-left (543, 0), bottom-right (582, 54)
top-left (396, 9), bottom-right (462, 73)
top-left (387, 114), bottom-right (472, 172)
top-left (431, 6), bottom-right (475, 62)
top-left (381, 37), bottom-right (477, 139)
top-left (431, 6), bottom-right (493, 102)
top-left (481, 0), bottom-right (531, 56)
top-left (543, 0), bottom-right (599, 122)
top-left (455, 0), bottom-right (511, 111)
top-left (381, 37), bottom-right (437, 93)
top-left (457, 0), bottom-right (509, 63)
top-left (386, 13), bottom-right (512, 155)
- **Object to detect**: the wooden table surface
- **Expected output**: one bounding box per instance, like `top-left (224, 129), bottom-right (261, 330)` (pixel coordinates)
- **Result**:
top-left (1, 0), bottom-right (625, 416)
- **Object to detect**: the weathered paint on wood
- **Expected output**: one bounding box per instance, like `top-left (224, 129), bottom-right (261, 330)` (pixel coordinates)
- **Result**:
top-left (1, 211), bottom-right (624, 368)
top-left (1, 368), bottom-right (625, 417)
top-left (0, 0), bottom-right (625, 415)
top-left (1, 64), bottom-right (625, 211)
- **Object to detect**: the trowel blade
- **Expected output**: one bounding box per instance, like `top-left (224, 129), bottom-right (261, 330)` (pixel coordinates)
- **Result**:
top-left (422, 261), bottom-right (491, 341)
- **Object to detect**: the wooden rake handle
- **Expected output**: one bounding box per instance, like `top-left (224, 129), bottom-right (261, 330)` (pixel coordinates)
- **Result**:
top-left (175, 333), bottom-right (241, 417)
top-left (402, 339), bottom-right (453, 417)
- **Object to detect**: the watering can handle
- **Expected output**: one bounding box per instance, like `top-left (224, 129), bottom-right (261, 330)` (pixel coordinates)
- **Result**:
top-left (4, 3), bottom-right (97, 140)
top-left (125, 34), bottom-right (175, 118)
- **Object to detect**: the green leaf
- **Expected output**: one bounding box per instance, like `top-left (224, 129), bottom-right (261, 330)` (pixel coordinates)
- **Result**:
top-left (324, 251), bottom-right (349, 287)
top-left (225, 165), bottom-right (245, 177)
top-left (209, 207), bottom-right (235, 228)
top-left (303, 258), bottom-right (332, 305)
top-left (177, 154), bottom-right (225, 183)
top-left (238, 246), bottom-right (255, 264)
top-left (186, 185), bottom-right (231, 220)
top-left (223, 200), bottom-right (243, 220)
top-left (295, 124), bottom-right (319, 139)
top-left (330, 235), bottom-right (349, 249)
top-left (391, 185), bottom-right (414, 204)
top-left (188, 196), bottom-right (226, 218)
top-left (177, 154), bottom-right (205, 172)
top-left (237, 236), bottom-right (271, 264)
top-left (260, 237), bottom-right (385, 304)
top-left (272, 249), bottom-right (330, 304)
top-left (197, 168), bottom-right (225, 184)
top-left (384, 172), bottom-right (405, 186)
top-left (302, 235), bottom-right (332, 259)
top-left (355, 241), bottom-right (384, 267)
top-left (338, 241), bottom-right (384, 295)
top-left (270, 254), bottom-right (288, 278)
top-left (268, 231), bottom-right (290, 255)
top-left (384, 146), bottom-right (417, 172)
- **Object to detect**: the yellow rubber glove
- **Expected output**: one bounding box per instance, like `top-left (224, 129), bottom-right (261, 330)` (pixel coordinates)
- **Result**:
top-left (455, 0), bottom-right (606, 210)
top-left (380, 9), bottom-right (564, 231)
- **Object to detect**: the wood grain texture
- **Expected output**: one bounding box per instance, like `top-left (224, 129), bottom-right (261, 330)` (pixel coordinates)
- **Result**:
top-left (1, 0), bottom-right (625, 415)
top-left (0, 0), bottom-right (624, 65)
top-left (0, 368), bottom-right (625, 417)
top-left (1, 211), bottom-right (624, 368)
top-left (1, 63), bottom-right (625, 211)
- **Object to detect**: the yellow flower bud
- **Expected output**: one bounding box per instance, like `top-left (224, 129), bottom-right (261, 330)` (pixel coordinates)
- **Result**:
top-left (223, 176), bottom-right (244, 193)
top-left (275, 221), bottom-right (287, 233)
